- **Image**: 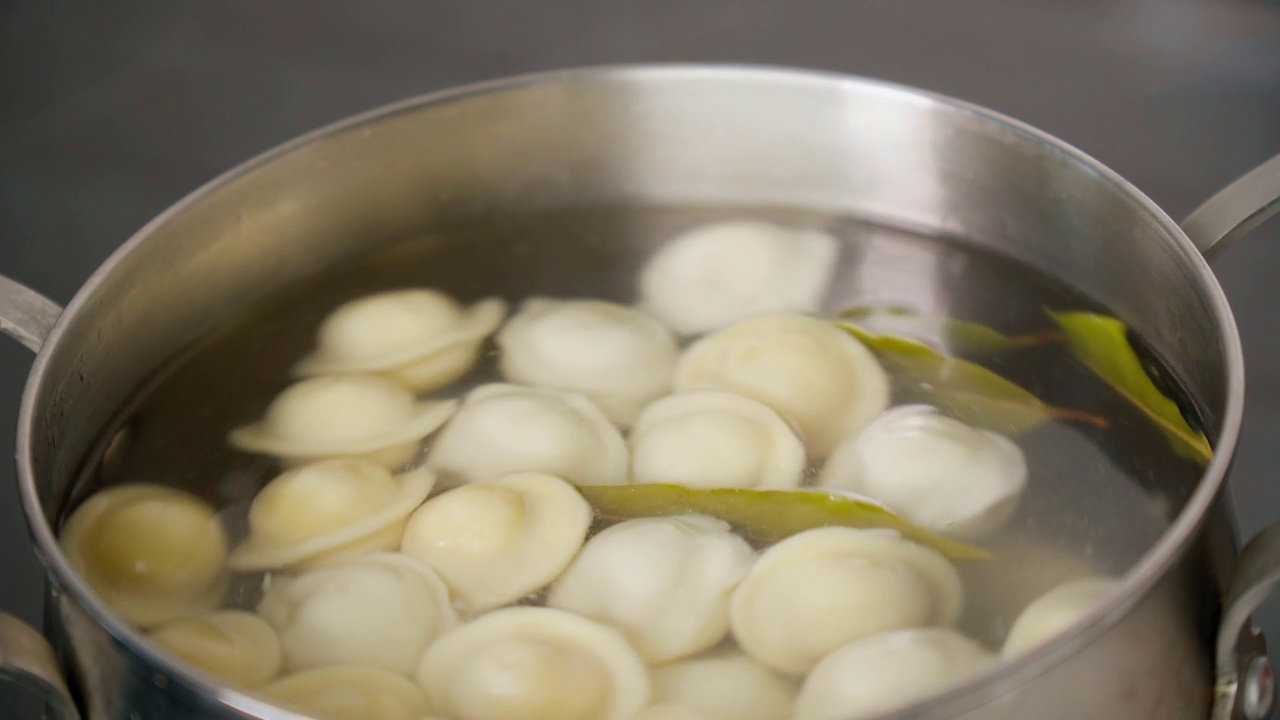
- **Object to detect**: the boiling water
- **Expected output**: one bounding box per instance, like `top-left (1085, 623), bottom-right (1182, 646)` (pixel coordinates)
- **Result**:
top-left (66, 203), bottom-right (1205, 648)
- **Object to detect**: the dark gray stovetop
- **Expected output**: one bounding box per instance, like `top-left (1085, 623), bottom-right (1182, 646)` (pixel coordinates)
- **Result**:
top-left (2, 1), bottom-right (1279, 717)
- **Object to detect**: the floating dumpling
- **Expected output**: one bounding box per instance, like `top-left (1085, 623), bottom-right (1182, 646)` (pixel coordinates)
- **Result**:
top-left (649, 650), bottom-right (797, 720)
top-left (673, 314), bottom-right (889, 458)
top-left (818, 405), bottom-right (1028, 538)
top-left (416, 606), bottom-right (650, 720)
top-left (258, 552), bottom-right (457, 675)
top-left (730, 526), bottom-right (962, 675)
top-left (400, 472), bottom-right (591, 613)
top-left (147, 610), bottom-right (282, 687)
top-left (1002, 577), bottom-right (1118, 657)
top-left (794, 628), bottom-right (995, 720)
top-left (639, 221), bottom-right (839, 336)
top-left (496, 298), bottom-right (679, 425)
top-left (228, 460), bottom-right (435, 571)
top-left (547, 515), bottom-right (755, 663)
top-left (294, 289), bottom-right (507, 393)
top-left (629, 391), bottom-right (806, 490)
top-left (425, 383), bottom-right (628, 487)
top-left (59, 484), bottom-right (227, 628)
top-left (261, 665), bottom-right (428, 720)
top-left (228, 375), bottom-right (458, 469)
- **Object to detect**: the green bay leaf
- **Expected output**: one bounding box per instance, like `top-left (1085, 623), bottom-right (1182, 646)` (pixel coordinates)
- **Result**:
top-left (839, 306), bottom-right (1060, 355)
top-left (1048, 311), bottom-right (1212, 465)
top-left (837, 322), bottom-right (1107, 435)
top-left (577, 483), bottom-right (990, 562)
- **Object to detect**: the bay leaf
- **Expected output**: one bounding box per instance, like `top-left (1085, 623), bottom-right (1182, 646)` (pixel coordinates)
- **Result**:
top-left (1048, 311), bottom-right (1212, 465)
top-left (840, 306), bottom-right (1060, 355)
top-left (577, 483), bottom-right (990, 562)
top-left (837, 322), bottom-right (1107, 435)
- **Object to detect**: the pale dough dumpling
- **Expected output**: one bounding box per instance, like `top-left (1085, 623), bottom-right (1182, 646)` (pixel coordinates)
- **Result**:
top-left (426, 383), bottom-right (628, 487)
top-left (730, 526), bottom-right (962, 675)
top-left (59, 484), bottom-right (227, 628)
top-left (1002, 577), bottom-right (1118, 657)
top-left (674, 314), bottom-right (890, 458)
top-left (261, 665), bottom-right (428, 720)
top-left (635, 705), bottom-right (710, 720)
top-left (629, 391), bottom-right (805, 490)
top-left (794, 628), bottom-right (995, 720)
top-left (295, 289), bottom-right (507, 393)
top-left (416, 606), bottom-right (650, 720)
top-left (547, 515), bottom-right (755, 663)
top-left (147, 610), bottom-right (282, 688)
top-left (818, 405), bottom-right (1028, 538)
top-left (649, 650), bottom-right (797, 720)
top-left (639, 221), bottom-right (839, 336)
top-left (496, 298), bottom-right (679, 425)
top-left (229, 459), bottom-right (435, 571)
top-left (228, 375), bottom-right (458, 469)
top-left (400, 472), bottom-right (592, 614)
top-left (258, 552), bottom-right (457, 675)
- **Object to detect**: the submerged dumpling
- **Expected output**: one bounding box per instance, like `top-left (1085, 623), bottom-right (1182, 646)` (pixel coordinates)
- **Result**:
top-left (674, 314), bottom-right (889, 458)
top-left (639, 221), bottom-right (839, 336)
top-left (258, 553), bottom-right (457, 675)
top-left (649, 650), bottom-right (797, 720)
top-left (794, 628), bottom-right (995, 720)
top-left (60, 484), bottom-right (227, 628)
top-left (547, 515), bottom-right (755, 663)
top-left (730, 527), bottom-right (962, 675)
top-left (147, 610), bottom-right (282, 688)
top-left (818, 405), bottom-right (1028, 537)
top-left (629, 391), bottom-right (806, 490)
top-left (426, 383), bottom-right (628, 487)
top-left (416, 606), bottom-right (650, 720)
top-left (261, 665), bottom-right (428, 720)
top-left (496, 298), bottom-right (679, 425)
top-left (228, 375), bottom-right (458, 469)
top-left (229, 459), bottom-right (435, 571)
top-left (294, 289), bottom-right (506, 393)
top-left (400, 472), bottom-right (592, 613)
top-left (1002, 577), bottom-right (1118, 657)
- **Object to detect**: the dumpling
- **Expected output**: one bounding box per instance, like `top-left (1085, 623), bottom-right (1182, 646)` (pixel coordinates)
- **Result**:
top-left (639, 221), bottom-right (839, 336)
top-left (635, 705), bottom-right (711, 720)
top-left (258, 552), bottom-right (457, 675)
top-left (729, 526), bottom-right (962, 675)
top-left (629, 390), bottom-right (805, 489)
top-left (673, 314), bottom-right (889, 458)
top-left (228, 375), bottom-right (458, 469)
top-left (59, 484), bottom-right (227, 628)
top-left (400, 472), bottom-right (592, 614)
top-left (649, 650), bottom-right (797, 720)
top-left (496, 298), bottom-right (679, 425)
top-left (294, 289), bottom-right (506, 393)
top-left (228, 459), bottom-right (435, 571)
top-left (261, 665), bottom-right (428, 720)
top-left (415, 606), bottom-right (649, 720)
top-left (818, 405), bottom-right (1028, 537)
top-left (425, 383), bottom-right (628, 487)
top-left (1002, 577), bottom-right (1118, 657)
top-left (147, 610), bottom-right (282, 687)
top-left (794, 628), bottom-right (995, 720)
top-left (547, 515), bottom-right (755, 663)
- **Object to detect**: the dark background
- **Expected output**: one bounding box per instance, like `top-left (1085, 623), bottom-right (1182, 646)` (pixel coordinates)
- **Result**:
top-left (2, 1), bottom-right (1280, 717)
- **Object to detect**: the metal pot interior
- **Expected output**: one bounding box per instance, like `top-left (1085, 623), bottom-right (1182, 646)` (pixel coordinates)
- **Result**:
top-left (19, 66), bottom-right (1245, 717)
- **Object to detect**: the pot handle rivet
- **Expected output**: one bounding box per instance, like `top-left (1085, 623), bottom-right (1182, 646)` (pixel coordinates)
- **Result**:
top-left (0, 611), bottom-right (80, 720)
top-left (1214, 521), bottom-right (1280, 720)
top-left (1241, 655), bottom-right (1274, 720)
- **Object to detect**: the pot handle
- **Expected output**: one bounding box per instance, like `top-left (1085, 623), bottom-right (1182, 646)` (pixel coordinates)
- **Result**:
top-left (1182, 152), bottom-right (1280, 261)
top-left (0, 275), bottom-right (62, 354)
top-left (0, 612), bottom-right (80, 720)
top-left (1182, 155), bottom-right (1280, 720)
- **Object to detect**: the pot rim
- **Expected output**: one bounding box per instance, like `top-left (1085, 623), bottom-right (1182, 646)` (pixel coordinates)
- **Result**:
top-left (15, 62), bottom-right (1246, 719)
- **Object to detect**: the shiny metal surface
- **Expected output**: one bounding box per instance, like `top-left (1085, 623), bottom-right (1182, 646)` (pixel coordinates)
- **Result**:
top-left (1184, 154), bottom-right (1280, 262)
top-left (0, 612), bottom-right (79, 720)
top-left (0, 65), bottom-right (1264, 718)
top-left (0, 278), bottom-right (63, 354)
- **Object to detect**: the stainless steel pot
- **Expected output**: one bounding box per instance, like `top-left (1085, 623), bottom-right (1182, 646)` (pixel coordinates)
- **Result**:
top-left (0, 65), bottom-right (1278, 720)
